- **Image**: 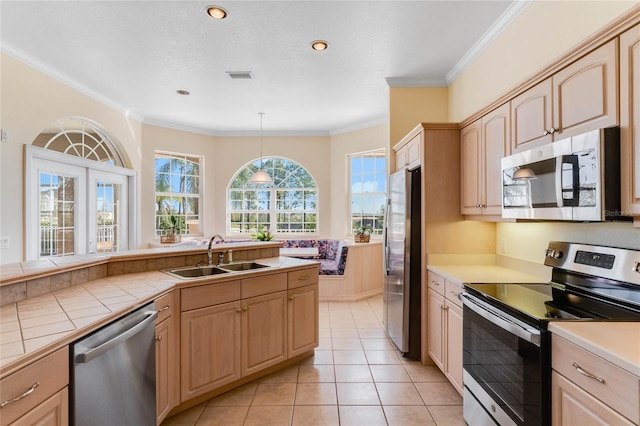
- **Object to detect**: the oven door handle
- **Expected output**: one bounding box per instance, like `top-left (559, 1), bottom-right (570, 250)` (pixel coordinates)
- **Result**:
top-left (459, 292), bottom-right (541, 347)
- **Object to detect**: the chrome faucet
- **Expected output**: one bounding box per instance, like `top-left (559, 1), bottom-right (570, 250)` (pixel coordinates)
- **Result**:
top-left (207, 234), bottom-right (225, 265)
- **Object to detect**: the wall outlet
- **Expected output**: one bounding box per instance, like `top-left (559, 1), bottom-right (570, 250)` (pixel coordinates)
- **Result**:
top-left (0, 129), bottom-right (7, 143)
top-left (0, 237), bottom-right (9, 249)
top-left (500, 238), bottom-right (507, 254)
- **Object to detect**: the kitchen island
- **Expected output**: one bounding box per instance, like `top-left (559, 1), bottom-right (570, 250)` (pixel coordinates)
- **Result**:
top-left (0, 242), bottom-right (320, 424)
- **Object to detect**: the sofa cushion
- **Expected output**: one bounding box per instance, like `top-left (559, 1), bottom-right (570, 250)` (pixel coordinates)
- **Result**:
top-left (280, 239), bottom-right (348, 275)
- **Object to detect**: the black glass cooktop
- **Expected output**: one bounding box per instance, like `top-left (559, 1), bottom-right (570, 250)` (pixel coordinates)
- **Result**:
top-left (464, 280), bottom-right (640, 327)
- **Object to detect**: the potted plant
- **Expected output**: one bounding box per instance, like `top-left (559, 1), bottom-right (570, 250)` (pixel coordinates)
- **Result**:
top-left (354, 225), bottom-right (372, 243)
top-left (160, 214), bottom-right (182, 244)
top-left (252, 226), bottom-right (273, 241)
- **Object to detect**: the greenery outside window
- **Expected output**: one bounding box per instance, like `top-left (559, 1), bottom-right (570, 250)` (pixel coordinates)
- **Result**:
top-left (228, 157), bottom-right (317, 235)
top-left (155, 152), bottom-right (202, 237)
top-left (349, 150), bottom-right (386, 236)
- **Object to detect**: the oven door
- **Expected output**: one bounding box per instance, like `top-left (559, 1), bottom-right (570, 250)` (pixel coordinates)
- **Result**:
top-left (460, 292), bottom-right (550, 426)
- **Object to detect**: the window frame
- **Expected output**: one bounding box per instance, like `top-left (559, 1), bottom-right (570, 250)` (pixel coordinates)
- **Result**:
top-left (227, 156), bottom-right (319, 236)
top-left (154, 150), bottom-right (204, 239)
top-left (25, 145), bottom-right (136, 260)
top-left (348, 149), bottom-right (387, 238)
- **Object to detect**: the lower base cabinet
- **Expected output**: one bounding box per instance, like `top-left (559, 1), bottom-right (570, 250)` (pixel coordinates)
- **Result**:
top-left (9, 388), bottom-right (68, 426)
top-left (156, 316), bottom-right (175, 424)
top-left (288, 284), bottom-right (319, 358)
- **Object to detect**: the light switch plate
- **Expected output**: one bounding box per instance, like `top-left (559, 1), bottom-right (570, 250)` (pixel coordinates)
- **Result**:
top-left (1, 129), bottom-right (7, 143)
top-left (0, 237), bottom-right (9, 249)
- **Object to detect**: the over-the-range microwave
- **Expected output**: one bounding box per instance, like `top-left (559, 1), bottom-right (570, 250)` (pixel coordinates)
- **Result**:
top-left (501, 127), bottom-right (627, 221)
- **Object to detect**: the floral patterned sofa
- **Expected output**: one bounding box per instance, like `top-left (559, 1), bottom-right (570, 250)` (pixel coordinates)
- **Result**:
top-left (280, 239), bottom-right (348, 275)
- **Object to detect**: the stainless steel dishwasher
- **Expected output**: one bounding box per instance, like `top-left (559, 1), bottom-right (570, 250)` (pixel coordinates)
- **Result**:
top-left (71, 302), bottom-right (157, 426)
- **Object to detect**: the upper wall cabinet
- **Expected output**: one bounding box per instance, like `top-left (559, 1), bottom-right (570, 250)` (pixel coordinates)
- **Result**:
top-left (461, 103), bottom-right (510, 217)
top-left (620, 23), bottom-right (640, 217)
top-left (395, 131), bottom-right (421, 171)
top-left (511, 39), bottom-right (619, 153)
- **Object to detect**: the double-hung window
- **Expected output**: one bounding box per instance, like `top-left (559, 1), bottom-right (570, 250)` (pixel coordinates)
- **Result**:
top-left (349, 149), bottom-right (387, 236)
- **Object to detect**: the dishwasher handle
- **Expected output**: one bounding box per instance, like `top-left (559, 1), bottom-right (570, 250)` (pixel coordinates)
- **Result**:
top-left (75, 309), bottom-right (158, 363)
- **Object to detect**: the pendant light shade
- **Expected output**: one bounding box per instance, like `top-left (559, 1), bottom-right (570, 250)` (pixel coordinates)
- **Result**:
top-left (248, 112), bottom-right (274, 186)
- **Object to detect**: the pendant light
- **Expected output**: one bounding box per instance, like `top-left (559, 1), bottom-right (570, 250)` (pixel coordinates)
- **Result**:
top-left (248, 112), bottom-right (274, 186)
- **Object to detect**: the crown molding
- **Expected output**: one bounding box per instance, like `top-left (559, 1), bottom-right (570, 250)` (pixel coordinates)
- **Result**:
top-left (445, 0), bottom-right (533, 84)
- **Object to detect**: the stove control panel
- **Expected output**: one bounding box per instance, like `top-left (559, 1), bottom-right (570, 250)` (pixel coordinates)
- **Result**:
top-left (574, 250), bottom-right (615, 269)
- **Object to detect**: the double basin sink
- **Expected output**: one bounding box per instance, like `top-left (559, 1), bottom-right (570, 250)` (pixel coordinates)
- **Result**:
top-left (163, 262), bottom-right (270, 279)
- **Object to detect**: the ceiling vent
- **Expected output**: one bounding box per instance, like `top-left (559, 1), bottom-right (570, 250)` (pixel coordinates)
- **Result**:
top-left (226, 71), bottom-right (254, 80)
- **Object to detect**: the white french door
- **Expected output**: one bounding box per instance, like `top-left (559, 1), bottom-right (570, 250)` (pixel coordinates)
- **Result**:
top-left (26, 146), bottom-right (134, 260)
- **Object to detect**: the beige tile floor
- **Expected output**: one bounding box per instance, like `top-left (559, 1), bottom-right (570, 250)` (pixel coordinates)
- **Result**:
top-left (162, 295), bottom-right (465, 426)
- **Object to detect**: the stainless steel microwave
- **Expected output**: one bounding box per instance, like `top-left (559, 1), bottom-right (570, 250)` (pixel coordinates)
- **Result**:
top-left (501, 127), bottom-right (624, 221)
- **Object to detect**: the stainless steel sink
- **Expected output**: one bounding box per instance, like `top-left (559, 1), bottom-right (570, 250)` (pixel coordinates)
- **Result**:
top-left (163, 266), bottom-right (230, 278)
top-left (218, 262), bottom-right (270, 272)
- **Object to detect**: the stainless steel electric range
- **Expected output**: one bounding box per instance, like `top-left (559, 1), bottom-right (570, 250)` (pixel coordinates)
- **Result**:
top-left (459, 241), bottom-right (640, 426)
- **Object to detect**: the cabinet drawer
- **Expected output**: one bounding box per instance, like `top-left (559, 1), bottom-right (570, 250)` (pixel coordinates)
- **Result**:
top-left (181, 280), bottom-right (241, 311)
top-left (552, 335), bottom-right (640, 424)
top-left (445, 280), bottom-right (463, 308)
top-left (288, 268), bottom-right (319, 289)
top-left (155, 291), bottom-right (174, 323)
top-left (0, 347), bottom-right (69, 426)
top-left (242, 273), bottom-right (287, 298)
top-left (427, 271), bottom-right (445, 296)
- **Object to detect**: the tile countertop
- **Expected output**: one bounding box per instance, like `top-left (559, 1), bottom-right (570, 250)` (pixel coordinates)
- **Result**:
top-left (549, 322), bottom-right (640, 377)
top-left (427, 264), bottom-right (545, 284)
top-left (0, 256), bottom-right (317, 378)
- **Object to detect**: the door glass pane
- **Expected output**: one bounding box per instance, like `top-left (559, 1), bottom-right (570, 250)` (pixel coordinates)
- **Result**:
top-left (95, 180), bottom-right (121, 253)
top-left (40, 172), bottom-right (76, 257)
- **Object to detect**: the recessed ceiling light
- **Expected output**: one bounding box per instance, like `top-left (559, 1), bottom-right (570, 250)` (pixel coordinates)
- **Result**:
top-left (206, 6), bottom-right (228, 20)
top-left (311, 40), bottom-right (329, 51)
top-left (176, 90), bottom-right (190, 95)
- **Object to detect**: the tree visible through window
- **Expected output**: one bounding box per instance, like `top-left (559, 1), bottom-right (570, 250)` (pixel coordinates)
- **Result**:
top-left (350, 150), bottom-right (386, 236)
top-left (228, 157), bottom-right (317, 235)
top-left (155, 152), bottom-right (202, 237)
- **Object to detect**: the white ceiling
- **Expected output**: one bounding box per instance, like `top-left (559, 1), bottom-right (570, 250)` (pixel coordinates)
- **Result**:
top-left (1, 1), bottom-right (526, 135)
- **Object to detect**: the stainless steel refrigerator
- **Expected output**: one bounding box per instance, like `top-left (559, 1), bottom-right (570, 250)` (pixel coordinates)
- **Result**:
top-left (383, 168), bottom-right (422, 360)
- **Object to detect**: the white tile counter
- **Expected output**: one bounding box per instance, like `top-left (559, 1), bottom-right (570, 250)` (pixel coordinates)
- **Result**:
top-left (427, 264), bottom-right (545, 285)
top-left (549, 321), bottom-right (640, 377)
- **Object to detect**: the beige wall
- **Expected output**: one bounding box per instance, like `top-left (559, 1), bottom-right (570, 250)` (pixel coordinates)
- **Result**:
top-left (0, 53), bottom-right (143, 264)
top-left (389, 87), bottom-right (448, 149)
top-left (449, 0), bottom-right (638, 122)
top-left (450, 1), bottom-right (640, 262)
top-left (329, 123), bottom-right (389, 238)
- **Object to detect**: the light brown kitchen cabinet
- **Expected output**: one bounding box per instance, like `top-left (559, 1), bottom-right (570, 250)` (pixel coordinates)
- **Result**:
top-left (288, 284), bottom-right (319, 358)
top-left (551, 334), bottom-right (640, 425)
top-left (461, 102), bottom-right (510, 217)
top-left (395, 132), bottom-right (421, 171)
top-left (621, 23), bottom-right (640, 217)
top-left (180, 300), bottom-right (243, 402)
top-left (511, 39), bottom-right (618, 154)
top-left (510, 78), bottom-right (554, 152)
top-left (242, 291), bottom-right (288, 376)
top-left (426, 271), bottom-right (464, 395)
top-left (155, 291), bottom-right (175, 424)
top-left (0, 347), bottom-right (69, 426)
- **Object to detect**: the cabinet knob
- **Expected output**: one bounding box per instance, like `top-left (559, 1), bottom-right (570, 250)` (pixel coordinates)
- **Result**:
top-left (543, 129), bottom-right (550, 136)
top-left (156, 335), bottom-right (162, 342)
top-left (237, 308), bottom-right (243, 313)
top-left (632, 262), bottom-right (640, 273)
top-left (289, 295), bottom-right (296, 300)
top-left (432, 280), bottom-right (439, 286)
top-left (298, 275), bottom-right (311, 281)
top-left (243, 307), bottom-right (248, 311)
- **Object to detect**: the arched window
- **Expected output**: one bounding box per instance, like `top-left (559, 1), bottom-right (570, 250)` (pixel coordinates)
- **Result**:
top-left (228, 157), bottom-right (318, 235)
top-left (26, 117), bottom-right (134, 259)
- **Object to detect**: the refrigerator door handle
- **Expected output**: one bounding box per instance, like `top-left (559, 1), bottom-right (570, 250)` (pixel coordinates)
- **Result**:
top-left (383, 198), bottom-right (391, 274)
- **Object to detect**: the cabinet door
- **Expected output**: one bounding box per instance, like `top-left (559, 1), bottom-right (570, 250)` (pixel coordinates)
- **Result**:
top-left (287, 284), bottom-right (319, 358)
top-left (180, 301), bottom-right (242, 402)
top-left (9, 388), bottom-right (68, 426)
top-left (511, 78), bottom-right (553, 152)
top-left (155, 317), bottom-right (174, 424)
top-left (406, 135), bottom-right (421, 170)
top-left (395, 145), bottom-right (408, 171)
top-left (242, 291), bottom-right (287, 376)
top-left (553, 39), bottom-right (618, 139)
top-left (481, 103), bottom-right (510, 216)
top-left (460, 120), bottom-right (482, 215)
top-left (621, 23), bottom-right (640, 216)
top-left (445, 302), bottom-right (463, 396)
top-left (552, 371), bottom-right (634, 426)
top-left (427, 288), bottom-right (445, 370)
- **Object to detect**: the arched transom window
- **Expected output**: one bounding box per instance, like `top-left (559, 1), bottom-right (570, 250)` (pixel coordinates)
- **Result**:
top-left (228, 157), bottom-right (318, 235)
top-left (26, 117), bottom-right (134, 260)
